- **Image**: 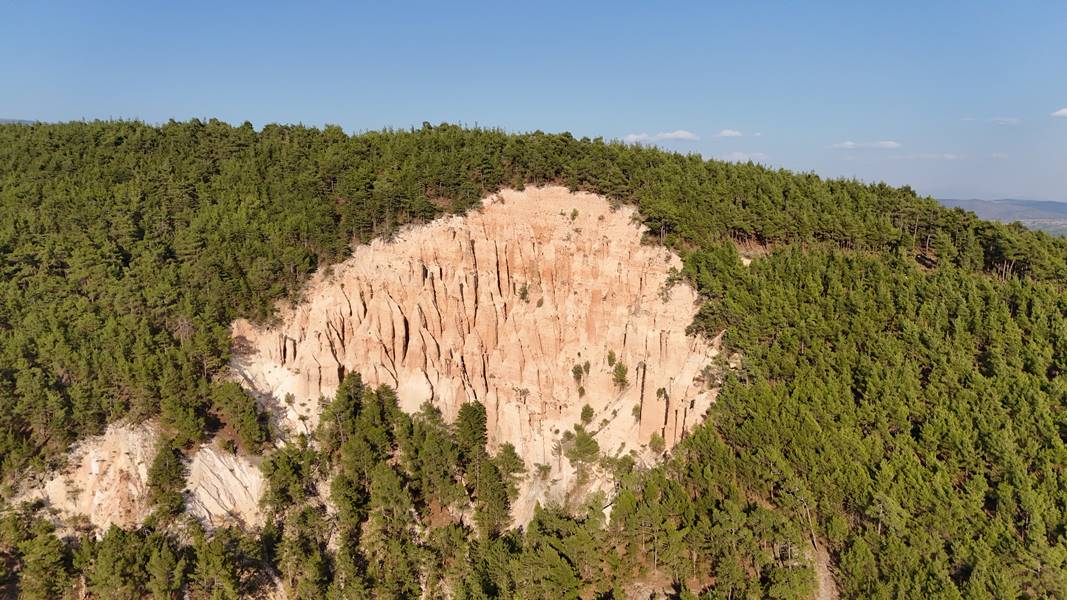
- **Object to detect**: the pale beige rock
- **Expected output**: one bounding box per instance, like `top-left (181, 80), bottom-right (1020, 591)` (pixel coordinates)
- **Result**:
top-left (19, 423), bottom-right (267, 532)
top-left (185, 444), bottom-right (266, 529)
top-left (19, 422), bottom-right (158, 530)
top-left (234, 187), bottom-right (719, 522)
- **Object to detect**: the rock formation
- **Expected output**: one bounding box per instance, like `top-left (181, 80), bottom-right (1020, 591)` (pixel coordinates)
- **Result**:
top-left (19, 187), bottom-right (721, 531)
top-left (234, 186), bottom-right (720, 519)
top-left (16, 187), bottom-right (721, 532)
top-left (19, 422), bottom-right (158, 530)
top-left (185, 444), bottom-right (266, 529)
top-left (19, 422), bottom-right (266, 532)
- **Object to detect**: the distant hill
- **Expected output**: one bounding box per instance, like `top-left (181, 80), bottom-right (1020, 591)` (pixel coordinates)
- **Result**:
top-left (940, 197), bottom-right (1067, 236)
top-left (0, 119), bottom-right (34, 125)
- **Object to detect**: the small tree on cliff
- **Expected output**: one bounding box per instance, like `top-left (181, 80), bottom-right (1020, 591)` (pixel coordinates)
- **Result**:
top-left (456, 402), bottom-right (488, 463)
top-left (649, 433), bottom-right (665, 455)
top-left (147, 439), bottom-right (186, 521)
top-left (613, 362), bottom-right (629, 390)
top-left (580, 404), bottom-right (594, 425)
top-left (492, 442), bottom-right (526, 500)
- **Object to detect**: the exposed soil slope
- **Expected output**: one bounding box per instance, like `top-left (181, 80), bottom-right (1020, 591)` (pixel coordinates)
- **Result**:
top-left (20, 187), bottom-right (721, 531)
top-left (185, 443), bottom-right (265, 529)
top-left (19, 423), bottom-right (266, 532)
top-left (19, 422), bottom-right (158, 530)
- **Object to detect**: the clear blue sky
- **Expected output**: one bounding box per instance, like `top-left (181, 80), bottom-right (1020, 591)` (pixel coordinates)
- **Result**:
top-left (3, 1), bottom-right (1065, 199)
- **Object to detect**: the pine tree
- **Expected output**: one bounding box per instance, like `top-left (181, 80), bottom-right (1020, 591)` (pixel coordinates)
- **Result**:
top-left (147, 540), bottom-right (186, 600)
top-left (17, 520), bottom-right (69, 599)
top-left (456, 402), bottom-right (488, 461)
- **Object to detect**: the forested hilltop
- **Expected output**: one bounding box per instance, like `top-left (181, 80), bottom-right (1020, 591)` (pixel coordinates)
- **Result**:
top-left (1, 120), bottom-right (1066, 598)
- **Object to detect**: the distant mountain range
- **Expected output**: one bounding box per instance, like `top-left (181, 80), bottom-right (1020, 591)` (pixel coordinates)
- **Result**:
top-left (0, 119), bottom-right (35, 125)
top-left (939, 198), bottom-right (1067, 236)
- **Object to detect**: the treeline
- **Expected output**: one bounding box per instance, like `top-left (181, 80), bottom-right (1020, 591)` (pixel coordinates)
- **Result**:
top-left (2, 120), bottom-right (1067, 597)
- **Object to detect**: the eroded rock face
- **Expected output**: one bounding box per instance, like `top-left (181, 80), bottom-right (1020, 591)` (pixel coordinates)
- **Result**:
top-left (20, 422), bottom-right (158, 530)
top-left (234, 187), bottom-right (719, 518)
top-left (20, 422), bottom-right (265, 532)
top-left (18, 187), bottom-right (720, 534)
top-left (185, 444), bottom-right (266, 529)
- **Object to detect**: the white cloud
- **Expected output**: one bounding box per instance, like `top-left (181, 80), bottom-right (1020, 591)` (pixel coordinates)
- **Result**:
top-left (991, 152), bottom-right (1009, 159)
top-left (832, 140), bottom-right (901, 149)
top-left (1053, 107), bottom-right (1067, 118)
top-left (715, 129), bottom-right (743, 138)
top-left (623, 129), bottom-right (699, 143)
top-left (658, 129), bottom-right (699, 140)
top-left (717, 151), bottom-right (769, 163)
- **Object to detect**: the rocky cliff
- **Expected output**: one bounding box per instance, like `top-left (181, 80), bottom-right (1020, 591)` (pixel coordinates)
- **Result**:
top-left (20, 187), bottom-right (721, 531)
top-left (185, 444), bottom-right (265, 529)
top-left (234, 186), bottom-right (720, 518)
top-left (19, 423), bottom-right (158, 530)
top-left (20, 423), bottom-right (265, 532)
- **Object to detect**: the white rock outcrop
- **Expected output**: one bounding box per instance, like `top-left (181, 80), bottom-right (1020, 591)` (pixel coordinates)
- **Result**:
top-left (20, 422), bottom-right (158, 530)
top-left (234, 187), bottom-right (719, 519)
top-left (18, 423), bottom-right (267, 532)
top-left (185, 444), bottom-right (266, 529)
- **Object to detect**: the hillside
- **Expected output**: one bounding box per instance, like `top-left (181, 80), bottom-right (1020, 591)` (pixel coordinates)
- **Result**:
top-left (1, 120), bottom-right (1066, 599)
top-left (940, 197), bottom-right (1067, 236)
top-left (233, 186), bottom-right (721, 525)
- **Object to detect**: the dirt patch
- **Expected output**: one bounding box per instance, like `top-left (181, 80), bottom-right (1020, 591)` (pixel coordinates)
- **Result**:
top-left (812, 539), bottom-right (840, 600)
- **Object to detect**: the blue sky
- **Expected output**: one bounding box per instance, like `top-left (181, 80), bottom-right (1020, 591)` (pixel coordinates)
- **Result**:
top-left (3, 1), bottom-right (1065, 199)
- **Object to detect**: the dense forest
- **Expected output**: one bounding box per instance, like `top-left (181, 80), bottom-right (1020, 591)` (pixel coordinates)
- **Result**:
top-left (1, 120), bottom-right (1065, 598)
